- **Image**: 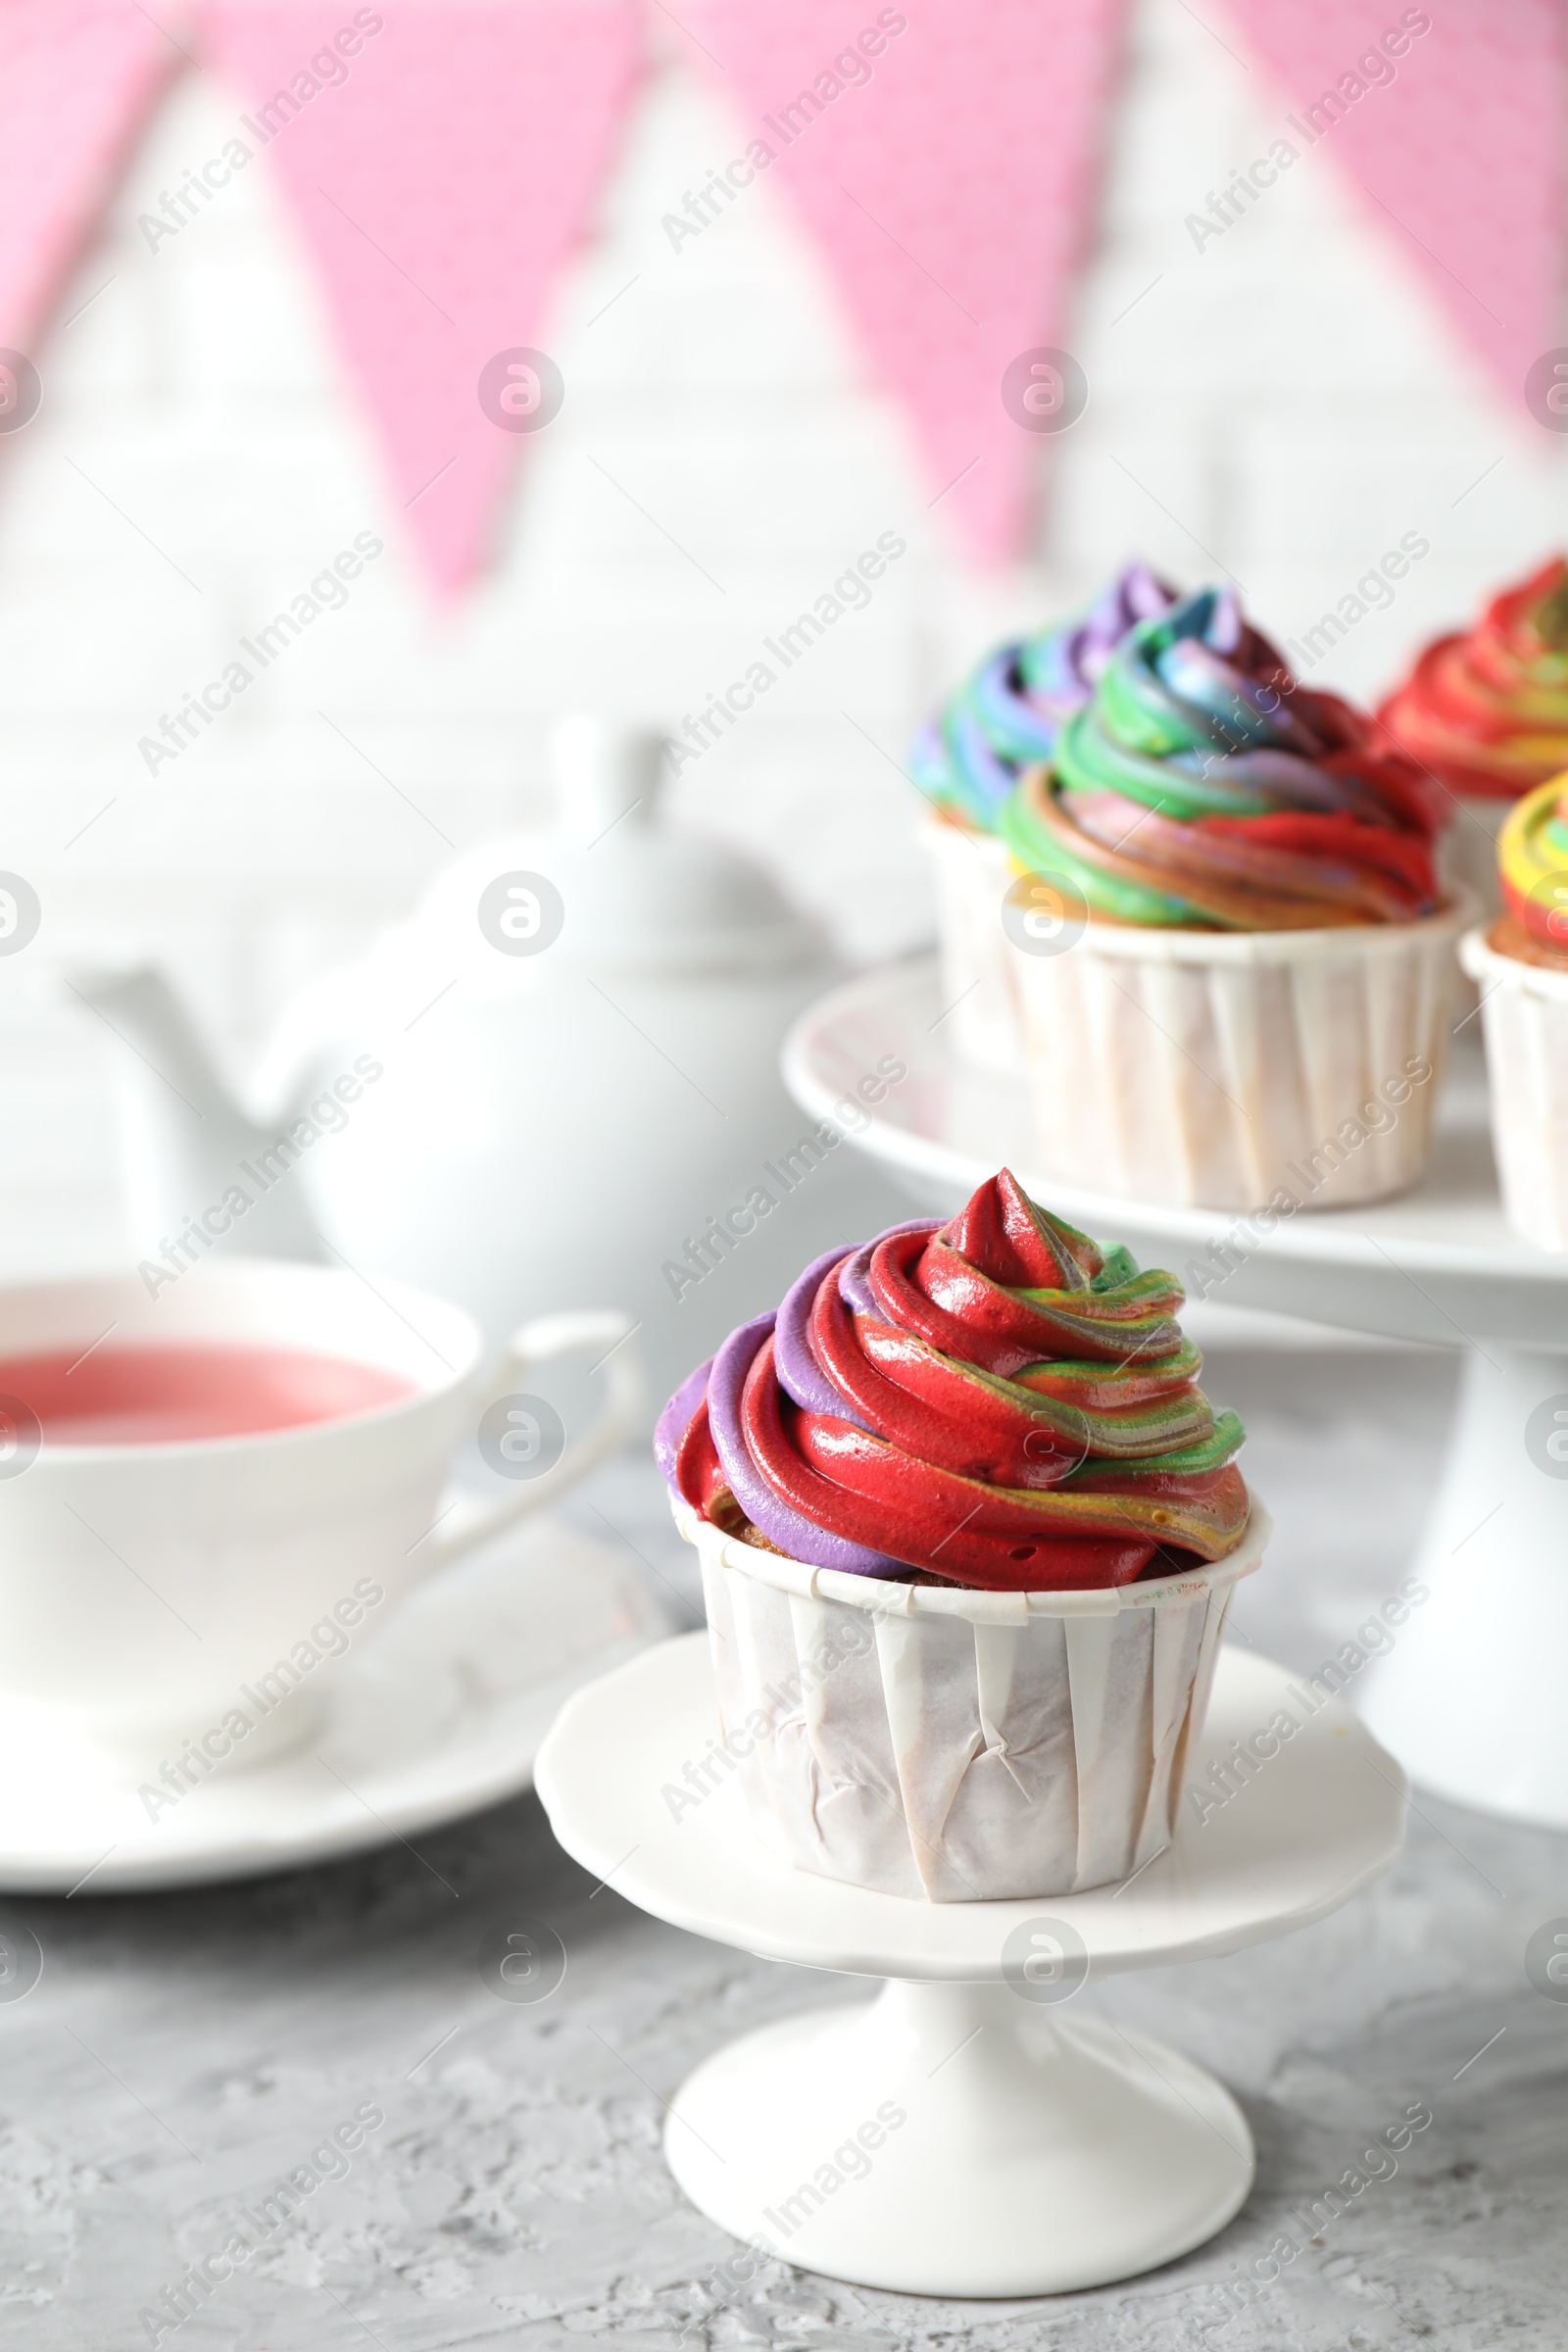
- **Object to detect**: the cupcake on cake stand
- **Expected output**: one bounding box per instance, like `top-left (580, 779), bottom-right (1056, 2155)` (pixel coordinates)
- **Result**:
top-left (536, 1174), bottom-right (1405, 2299)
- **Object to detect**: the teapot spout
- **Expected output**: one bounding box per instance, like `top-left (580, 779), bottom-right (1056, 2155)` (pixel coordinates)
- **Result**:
top-left (67, 967), bottom-right (324, 1265)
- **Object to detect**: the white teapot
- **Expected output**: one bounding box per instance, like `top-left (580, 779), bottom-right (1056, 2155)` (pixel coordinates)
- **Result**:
top-left (74, 720), bottom-right (906, 1420)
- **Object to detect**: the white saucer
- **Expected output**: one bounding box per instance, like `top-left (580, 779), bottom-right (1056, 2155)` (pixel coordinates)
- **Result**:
top-left (0, 1516), bottom-right (668, 1893)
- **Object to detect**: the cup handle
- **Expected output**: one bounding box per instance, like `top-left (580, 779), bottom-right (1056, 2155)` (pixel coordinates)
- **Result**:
top-left (418, 1309), bottom-right (644, 1574)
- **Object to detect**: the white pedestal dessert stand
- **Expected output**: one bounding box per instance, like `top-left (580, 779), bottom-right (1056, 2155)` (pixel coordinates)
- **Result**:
top-left (535, 1635), bottom-right (1404, 2299)
top-left (783, 956), bottom-right (1568, 1832)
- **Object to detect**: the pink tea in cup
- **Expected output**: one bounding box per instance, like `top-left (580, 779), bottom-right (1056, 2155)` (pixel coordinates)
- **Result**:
top-left (0, 1344), bottom-right (415, 1445)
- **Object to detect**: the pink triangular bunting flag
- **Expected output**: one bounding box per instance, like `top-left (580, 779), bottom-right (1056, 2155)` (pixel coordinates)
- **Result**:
top-left (0, 2), bottom-right (176, 349)
top-left (1224, 0), bottom-right (1565, 405)
top-left (693, 0), bottom-right (1127, 564)
top-left (204, 2), bottom-right (643, 596)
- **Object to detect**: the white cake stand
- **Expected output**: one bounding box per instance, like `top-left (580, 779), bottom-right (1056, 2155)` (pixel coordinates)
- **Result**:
top-left (535, 1634), bottom-right (1404, 2299)
top-left (784, 956), bottom-right (1568, 1832)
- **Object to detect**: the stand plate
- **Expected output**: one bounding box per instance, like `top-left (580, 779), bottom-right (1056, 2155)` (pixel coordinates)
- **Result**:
top-left (784, 956), bottom-right (1568, 1831)
top-left (782, 954), bottom-right (1548, 1341)
top-left (535, 1639), bottom-right (1405, 2296)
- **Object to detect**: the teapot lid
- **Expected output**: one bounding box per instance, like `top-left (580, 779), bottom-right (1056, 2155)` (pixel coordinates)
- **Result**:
top-left (416, 716), bottom-right (821, 977)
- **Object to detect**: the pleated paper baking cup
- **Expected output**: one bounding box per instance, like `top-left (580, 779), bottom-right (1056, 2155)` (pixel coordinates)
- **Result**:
top-left (1006, 896), bottom-right (1473, 1212)
top-left (918, 815), bottom-right (1021, 1075)
top-left (1461, 925), bottom-right (1568, 1250)
top-left (675, 1497), bottom-right (1269, 1902)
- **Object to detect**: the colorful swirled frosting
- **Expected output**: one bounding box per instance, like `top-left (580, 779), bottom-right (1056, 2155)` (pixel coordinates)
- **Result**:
top-left (998, 587), bottom-right (1441, 928)
top-left (908, 564), bottom-right (1174, 832)
top-left (1379, 559), bottom-right (1568, 799)
top-left (655, 1170), bottom-right (1248, 1592)
top-left (1494, 772), bottom-right (1568, 966)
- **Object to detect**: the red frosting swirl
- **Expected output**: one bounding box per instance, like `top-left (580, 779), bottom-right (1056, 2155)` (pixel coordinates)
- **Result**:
top-left (656, 1171), bottom-right (1249, 1592)
top-left (1378, 559), bottom-right (1568, 799)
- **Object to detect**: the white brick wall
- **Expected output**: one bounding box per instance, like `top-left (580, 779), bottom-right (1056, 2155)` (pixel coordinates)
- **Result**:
top-left (0, 0), bottom-right (1563, 1269)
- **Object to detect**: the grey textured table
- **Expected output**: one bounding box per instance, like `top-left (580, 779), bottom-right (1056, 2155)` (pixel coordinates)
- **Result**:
top-left (4, 1344), bottom-right (1565, 2351)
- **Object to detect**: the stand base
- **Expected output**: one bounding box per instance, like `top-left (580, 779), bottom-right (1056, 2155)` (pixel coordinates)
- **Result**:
top-left (665, 1979), bottom-right (1253, 2299)
top-left (1360, 1344), bottom-right (1568, 1828)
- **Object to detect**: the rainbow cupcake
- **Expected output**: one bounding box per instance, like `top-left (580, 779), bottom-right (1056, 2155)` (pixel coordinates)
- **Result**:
top-left (910, 566), bottom-right (1173, 1072)
top-left (1460, 774), bottom-right (1568, 1247)
top-left (656, 1169), bottom-right (1266, 1900)
top-left (997, 588), bottom-right (1469, 1210)
top-left (1379, 558), bottom-right (1568, 913)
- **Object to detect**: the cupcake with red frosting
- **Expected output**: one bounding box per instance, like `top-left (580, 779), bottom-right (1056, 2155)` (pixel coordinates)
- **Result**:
top-left (996, 588), bottom-right (1469, 1210)
top-left (1460, 774), bottom-right (1568, 1248)
top-left (657, 1170), bottom-right (1267, 1900)
top-left (1379, 558), bottom-right (1568, 911)
top-left (910, 565), bottom-right (1174, 1074)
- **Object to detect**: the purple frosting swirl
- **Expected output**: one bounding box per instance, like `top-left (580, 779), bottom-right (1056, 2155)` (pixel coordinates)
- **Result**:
top-left (703, 1311), bottom-right (903, 1575)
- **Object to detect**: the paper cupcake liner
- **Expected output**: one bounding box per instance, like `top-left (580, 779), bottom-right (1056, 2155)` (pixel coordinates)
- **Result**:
top-left (918, 815), bottom-right (1021, 1075)
top-left (675, 1497), bottom-right (1269, 1901)
top-left (1461, 924), bottom-right (1568, 1250)
top-left (1005, 897), bottom-right (1472, 1212)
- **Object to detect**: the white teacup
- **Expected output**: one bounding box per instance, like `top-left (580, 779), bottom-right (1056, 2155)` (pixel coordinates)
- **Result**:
top-left (0, 1257), bottom-right (642, 1784)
